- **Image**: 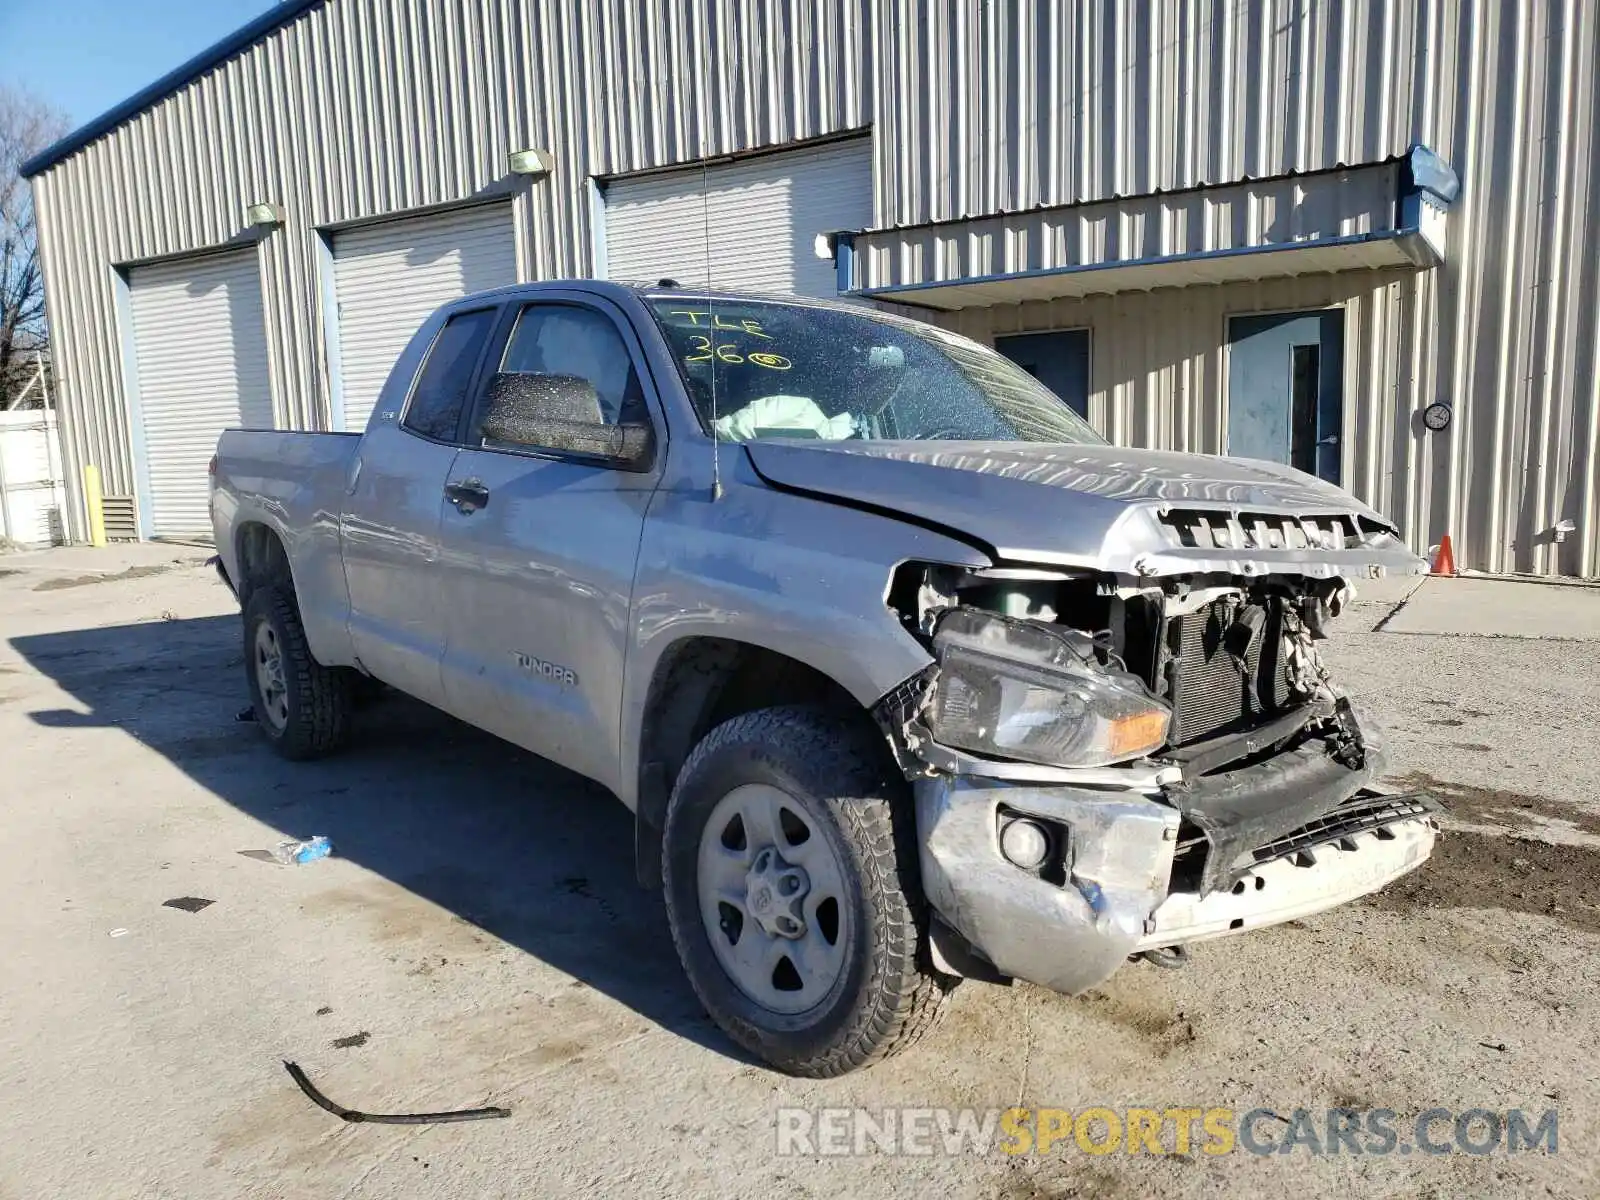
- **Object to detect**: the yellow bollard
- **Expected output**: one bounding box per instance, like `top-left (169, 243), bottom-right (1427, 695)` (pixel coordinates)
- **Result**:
top-left (82, 464), bottom-right (107, 548)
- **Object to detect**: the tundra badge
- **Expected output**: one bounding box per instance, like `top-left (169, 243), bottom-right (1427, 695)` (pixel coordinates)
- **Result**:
top-left (514, 652), bottom-right (578, 688)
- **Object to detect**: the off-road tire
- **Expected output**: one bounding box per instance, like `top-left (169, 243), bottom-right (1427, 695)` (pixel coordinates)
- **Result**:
top-left (243, 586), bottom-right (353, 761)
top-left (662, 705), bottom-right (955, 1076)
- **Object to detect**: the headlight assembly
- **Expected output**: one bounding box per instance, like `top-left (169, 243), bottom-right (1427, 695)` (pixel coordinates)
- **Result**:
top-left (926, 607), bottom-right (1171, 768)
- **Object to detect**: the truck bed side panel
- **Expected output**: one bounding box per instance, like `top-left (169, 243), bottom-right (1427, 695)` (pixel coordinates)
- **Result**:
top-left (211, 429), bottom-right (362, 667)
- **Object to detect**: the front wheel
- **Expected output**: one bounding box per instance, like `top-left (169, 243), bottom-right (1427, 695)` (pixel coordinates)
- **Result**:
top-left (243, 586), bottom-right (352, 760)
top-left (662, 706), bottom-right (954, 1076)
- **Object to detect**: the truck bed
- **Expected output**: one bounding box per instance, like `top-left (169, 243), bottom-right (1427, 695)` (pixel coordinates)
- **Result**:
top-left (211, 429), bottom-right (364, 668)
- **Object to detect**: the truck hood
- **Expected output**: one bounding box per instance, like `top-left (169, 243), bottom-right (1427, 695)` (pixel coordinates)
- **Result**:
top-left (744, 440), bottom-right (1427, 580)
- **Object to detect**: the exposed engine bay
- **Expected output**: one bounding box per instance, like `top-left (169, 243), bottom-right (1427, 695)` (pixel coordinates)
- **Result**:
top-left (883, 559), bottom-right (1431, 905)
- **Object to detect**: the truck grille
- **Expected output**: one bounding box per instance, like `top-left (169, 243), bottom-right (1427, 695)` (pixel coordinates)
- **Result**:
top-left (1168, 599), bottom-right (1293, 745)
top-left (1157, 509), bottom-right (1372, 552)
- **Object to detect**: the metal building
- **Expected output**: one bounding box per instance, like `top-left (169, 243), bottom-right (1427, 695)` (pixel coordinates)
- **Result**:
top-left (21, 0), bottom-right (1600, 575)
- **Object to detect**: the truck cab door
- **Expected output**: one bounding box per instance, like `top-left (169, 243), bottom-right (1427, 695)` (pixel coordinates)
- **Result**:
top-left (340, 306), bottom-right (500, 705)
top-left (434, 296), bottom-right (663, 792)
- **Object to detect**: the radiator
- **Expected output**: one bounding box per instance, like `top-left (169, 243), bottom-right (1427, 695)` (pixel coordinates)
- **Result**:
top-left (1169, 599), bottom-right (1293, 746)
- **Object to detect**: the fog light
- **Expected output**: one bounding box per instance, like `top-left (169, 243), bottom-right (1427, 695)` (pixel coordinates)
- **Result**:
top-left (1000, 817), bottom-right (1051, 870)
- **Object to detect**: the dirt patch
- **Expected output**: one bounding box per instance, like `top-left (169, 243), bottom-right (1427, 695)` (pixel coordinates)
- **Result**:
top-left (1366, 830), bottom-right (1600, 935)
top-left (331, 1031), bottom-right (370, 1049)
top-left (1391, 771), bottom-right (1600, 837)
top-left (1080, 991), bottom-right (1199, 1056)
top-left (300, 881), bottom-right (498, 956)
top-left (559, 875), bottom-right (620, 922)
top-left (997, 1164), bottom-right (1149, 1200)
top-left (33, 564), bottom-right (173, 591)
top-left (1423, 699), bottom-right (1491, 718)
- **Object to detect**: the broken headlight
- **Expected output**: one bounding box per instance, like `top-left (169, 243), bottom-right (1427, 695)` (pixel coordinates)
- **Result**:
top-left (926, 608), bottom-right (1171, 768)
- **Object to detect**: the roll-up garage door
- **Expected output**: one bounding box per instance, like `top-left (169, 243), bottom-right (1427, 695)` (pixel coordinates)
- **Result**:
top-left (127, 249), bottom-right (272, 538)
top-left (331, 203), bottom-right (517, 431)
top-left (601, 138), bottom-right (873, 298)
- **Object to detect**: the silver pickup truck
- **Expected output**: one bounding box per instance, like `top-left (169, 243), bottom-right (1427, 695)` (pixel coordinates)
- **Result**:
top-left (211, 280), bottom-right (1436, 1076)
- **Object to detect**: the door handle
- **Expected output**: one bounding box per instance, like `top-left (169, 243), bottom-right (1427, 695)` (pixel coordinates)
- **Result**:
top-left (445, 478), bottom-right (490, 513)
top-left (1318, 435), bottom-right (1340, 446)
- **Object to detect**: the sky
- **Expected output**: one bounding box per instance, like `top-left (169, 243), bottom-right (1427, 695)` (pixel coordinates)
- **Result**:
top-left (0, 0), bottom-right (279, 132)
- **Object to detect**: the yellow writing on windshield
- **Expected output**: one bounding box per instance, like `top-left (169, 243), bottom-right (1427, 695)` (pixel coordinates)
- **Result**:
top-left (666, 310), bottom-right (774, 339)
top-left (685, 337), bottom-right (792, 370)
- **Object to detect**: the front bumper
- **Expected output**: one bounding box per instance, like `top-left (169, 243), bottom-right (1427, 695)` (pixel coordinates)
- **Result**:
top-left (916, 775), bottom-right (1179, 996)
top-left (916, 767), bottom-right (1437, 996)
top-left (1136, 813), bottom-right (1435, 948)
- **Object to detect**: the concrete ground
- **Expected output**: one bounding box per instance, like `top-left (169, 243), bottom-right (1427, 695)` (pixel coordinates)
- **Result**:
top-left (0, 545), bottom-right (1595, 1199)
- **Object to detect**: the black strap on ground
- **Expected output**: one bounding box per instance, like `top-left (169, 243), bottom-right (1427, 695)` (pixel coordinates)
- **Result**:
top-left (283, 1060), bottom-right (511, 1124)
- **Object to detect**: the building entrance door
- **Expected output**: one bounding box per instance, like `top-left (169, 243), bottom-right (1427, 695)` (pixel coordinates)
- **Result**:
top-left (994, 330), bottom-right (1090, 418)
top-left (1226, 310), bottom-right (1343, 484)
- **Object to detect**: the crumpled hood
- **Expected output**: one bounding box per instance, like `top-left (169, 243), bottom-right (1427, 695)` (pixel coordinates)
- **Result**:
top-left (744, 440), bottom-right (1427, 580)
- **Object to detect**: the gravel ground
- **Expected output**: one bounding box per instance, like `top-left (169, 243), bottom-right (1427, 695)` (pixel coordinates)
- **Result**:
top-left (0, 550), bottom-right (1594, 1199)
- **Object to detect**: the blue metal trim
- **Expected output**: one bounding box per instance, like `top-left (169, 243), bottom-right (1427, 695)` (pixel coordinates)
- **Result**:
top-left (587, 177), bottom-right (609, 279)
top-left (851, 226), bottom-right (1440, 301)
top-left (834, 232), bottom-right (857, 294)
top-left (110, 268), bottom-right (154, 540)
top-left (20, 1), bottom-right (326, 179)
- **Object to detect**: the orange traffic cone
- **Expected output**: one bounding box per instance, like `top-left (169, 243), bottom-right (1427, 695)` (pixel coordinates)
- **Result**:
top-left (1431, 534), bottom-right (1456, 576)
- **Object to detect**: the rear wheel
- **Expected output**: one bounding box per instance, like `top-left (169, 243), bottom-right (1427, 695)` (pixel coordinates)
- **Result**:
top-left (243, 586), bottom-right (352, 760)
top-left (662, 706), bottom-right (954, 1076)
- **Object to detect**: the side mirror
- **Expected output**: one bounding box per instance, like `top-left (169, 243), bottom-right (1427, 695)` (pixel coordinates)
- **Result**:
top-left (479, 373), bottom-right (653, 469)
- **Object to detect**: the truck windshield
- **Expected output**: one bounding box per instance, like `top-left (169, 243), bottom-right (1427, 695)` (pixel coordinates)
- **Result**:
top-left (645, 296), bottom-right (1104, 445)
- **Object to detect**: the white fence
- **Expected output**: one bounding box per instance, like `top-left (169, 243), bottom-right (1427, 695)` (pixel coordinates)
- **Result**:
top-left (0, 409), bottom-right (69, 548)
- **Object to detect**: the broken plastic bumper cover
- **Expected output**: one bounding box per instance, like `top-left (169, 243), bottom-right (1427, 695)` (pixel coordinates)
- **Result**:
top-left (915, 774), bottom-right (1180, 996)
top-left (1137, 807), bottom-right (1436, 949)
top-left (914, 769), bottom-right (1437, 997)
top-left (1163, 714), bottom-right (1391, 897)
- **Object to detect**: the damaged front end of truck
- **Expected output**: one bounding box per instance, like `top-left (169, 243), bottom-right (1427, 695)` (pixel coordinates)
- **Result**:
top-left (877, 503), bottom-right (1440, 996)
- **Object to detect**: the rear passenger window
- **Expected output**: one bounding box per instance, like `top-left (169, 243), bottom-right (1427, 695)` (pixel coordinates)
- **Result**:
top-left (403, 309), bottom-right (495, 441)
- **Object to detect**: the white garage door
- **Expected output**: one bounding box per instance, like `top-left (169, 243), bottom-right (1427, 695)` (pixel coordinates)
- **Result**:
top-left (602, 138), bottom-right (873, 298)
top-left (127, 249), bottom-right (272, 538)
top-left (332, 204), bottom-right (517, 431)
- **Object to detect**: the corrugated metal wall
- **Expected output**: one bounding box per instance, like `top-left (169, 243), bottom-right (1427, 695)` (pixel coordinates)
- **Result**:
top-left (871, 0), bottom-right (1600, 576)
top-left (935, 268), bottom-right (1441, 556)
top-left (28, 0), bottom-right (1600, 574)
top-left (876, 0), bottom-right (1427, 224)
top-left (30, 0), bottom-right (872, 541)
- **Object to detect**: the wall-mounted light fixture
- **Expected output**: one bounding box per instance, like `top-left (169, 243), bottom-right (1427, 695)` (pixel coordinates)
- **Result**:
top-left (246, 202), bottom-right (284, 227)
top-left (507, 148), bottom-right (554, 177)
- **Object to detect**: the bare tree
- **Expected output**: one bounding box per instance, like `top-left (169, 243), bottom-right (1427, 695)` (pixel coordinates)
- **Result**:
top-left (1, 87), bottom-right (69, 410)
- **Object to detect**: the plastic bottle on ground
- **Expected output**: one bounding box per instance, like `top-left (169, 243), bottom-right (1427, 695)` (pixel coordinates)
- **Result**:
top-left (271, 836), bottom-right (334, 865)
